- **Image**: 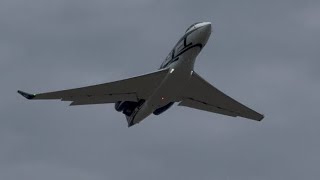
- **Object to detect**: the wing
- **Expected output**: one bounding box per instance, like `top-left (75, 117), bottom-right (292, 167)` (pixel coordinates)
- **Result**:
top-left (18, 68), bottom-right (169, 106)
top-left (178, 72), bottom-right (264, 121)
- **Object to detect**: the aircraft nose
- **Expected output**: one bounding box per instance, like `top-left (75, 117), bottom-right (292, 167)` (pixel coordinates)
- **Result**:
top-left (202, 22), bottom-right (212, 34)
top-left (197, 22), bottom-right (211, 45)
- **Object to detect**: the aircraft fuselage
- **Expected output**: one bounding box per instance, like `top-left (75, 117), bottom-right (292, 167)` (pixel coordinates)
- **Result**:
top-left (122, 22), bottom-right (212, 126)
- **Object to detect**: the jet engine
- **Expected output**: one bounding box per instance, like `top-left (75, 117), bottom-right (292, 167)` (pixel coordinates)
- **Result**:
top-left (114, 101), bottom-right (128, 112)
top-left (115, 100), bottom-right (146, 116)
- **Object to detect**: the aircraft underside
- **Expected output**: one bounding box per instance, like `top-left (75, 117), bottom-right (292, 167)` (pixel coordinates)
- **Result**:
top-left (115, 100), bottom-right (175, 126)
top-left (17, 22), bottom-right (264, 127)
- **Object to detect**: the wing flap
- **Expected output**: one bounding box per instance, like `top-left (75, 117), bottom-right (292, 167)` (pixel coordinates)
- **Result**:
top-left (61, 92), bottom-right (137, 101)
top-left (178, 98), bottom-right (238, 117)
top-left (69, 93), bottom-right (138, 106)
top-left (18, 68), bottom-right (169, 105)
top-left (179, 72), bottom-right (264, 121)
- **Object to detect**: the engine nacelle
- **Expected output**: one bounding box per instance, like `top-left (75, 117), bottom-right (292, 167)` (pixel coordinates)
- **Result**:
top-left (153, 102), bottom-right (174, 115)
top-left (122, 102), bottom-right (137, 116)
top-left (114, 101), bottom-right (128, 112)
top-left (115, 100), bottom-right (146, 116)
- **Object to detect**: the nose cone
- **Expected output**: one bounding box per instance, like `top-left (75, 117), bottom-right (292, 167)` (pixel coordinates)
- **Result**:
top-left (197, 22), bottom-right (211, 45)
top-left (201, 22), bottom-right (212, 35)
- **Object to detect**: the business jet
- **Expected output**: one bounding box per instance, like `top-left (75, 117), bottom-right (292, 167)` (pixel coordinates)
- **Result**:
top-left (18, 22), bottom-right (264, 127)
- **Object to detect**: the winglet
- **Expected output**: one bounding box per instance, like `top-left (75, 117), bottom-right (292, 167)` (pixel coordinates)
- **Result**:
top-left (17, 90), bottom-right (36, 100)
top-left (258, 114), bottom-right (265, 121)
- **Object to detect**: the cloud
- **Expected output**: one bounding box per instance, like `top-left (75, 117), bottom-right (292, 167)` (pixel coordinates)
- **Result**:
top-left (1, 0), bottom-right (320, 180)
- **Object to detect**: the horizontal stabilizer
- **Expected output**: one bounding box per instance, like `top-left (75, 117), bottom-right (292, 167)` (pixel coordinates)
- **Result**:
top-left (17, 90), bottom-right (36, 100)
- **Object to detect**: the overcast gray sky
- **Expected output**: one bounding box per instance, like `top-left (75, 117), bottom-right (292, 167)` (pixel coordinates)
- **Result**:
top-left (1, 0), bottom-right (320, 179)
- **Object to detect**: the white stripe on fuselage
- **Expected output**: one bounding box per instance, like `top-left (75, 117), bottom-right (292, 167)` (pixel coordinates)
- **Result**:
top-left (129, 22), bottom-right (212, 126)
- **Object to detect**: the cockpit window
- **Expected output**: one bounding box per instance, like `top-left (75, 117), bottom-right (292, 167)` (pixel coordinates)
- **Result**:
top-left (185, 22), bottom-right (202, 33)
